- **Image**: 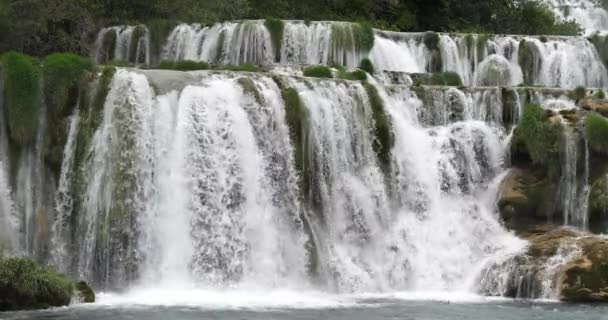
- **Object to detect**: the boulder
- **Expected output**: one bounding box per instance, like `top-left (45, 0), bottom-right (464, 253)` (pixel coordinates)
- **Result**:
top-left (0, 257), bottom-right (95, 311)
top-left (581, 99), bottom-right (608, 118)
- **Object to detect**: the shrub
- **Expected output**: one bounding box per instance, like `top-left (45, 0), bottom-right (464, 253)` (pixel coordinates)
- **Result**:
top-left (585, 114), bottom-right (608, 155)
top-left (594, 90), bottom-right (605, 100)
top-left (0, 257), bottom-right (73, 311)
top-left (569, 86), bottom-right (587, 102)
top-left (364, 83), bottom-right (392, 166)
top-left (1, 52), bottom-right (41, 146)
top-left (303, 65), bottom-right (333, 78)
top-left (358, 58), bottom-right (375, 74)
top-left (265, 18), bottom-right (284, 61)
top-left (516, 103), bottom-right (563, 165)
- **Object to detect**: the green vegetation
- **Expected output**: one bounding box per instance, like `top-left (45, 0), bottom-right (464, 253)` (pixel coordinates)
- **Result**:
top-left (585, 114), bottom-right (608, 156)
top-left (237, 77), bottom-right (264, 105)
top-left (128, 25), bottom-right (148, 63)
top-left (364, 83), bottom-right (392, 166)
top-left (0, 0), bottom-right (582, 57)
top-left (595, 90), bottom-right (606, 100)
top-left (157, 60), bottom-right (210, 71)
top-left (422, 32), bottom-right (440, 51)
top-left (355, 22), bottom-right (375, 52)
top-left (42, 53), bottom-right (94, 169)
top-left (358, 58), bottom-right (375, 75)
top-left (0, 257), bottom-right (94, 311)
top-left (338, 69), bottom-right (367, 81)
top-left (265, 18), bottom-right (285, 61)
top-left (43, 54), bottom-right (94, 115)
top-left (569, 86), bottom-right (587, 102)
top-left (515, 103), bottom-right (563, 167)
top-left (412, 72), bottom-right (463, 87)
top-left (281, 87), bottom-right (309, 187)
top-left (303, 65), bottom-right (333, 78)
top-left (0, 51), bottom-right (41, 146)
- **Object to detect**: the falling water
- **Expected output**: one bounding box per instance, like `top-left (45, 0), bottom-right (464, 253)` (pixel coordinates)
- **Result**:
top-left (545, 0), bottom-right (608, 35)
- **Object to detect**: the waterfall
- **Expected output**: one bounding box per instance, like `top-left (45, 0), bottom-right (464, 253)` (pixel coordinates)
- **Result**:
top-left (559, 126), bottom-right (591, 229)
top-left (545, 0), bottom-right (608, 35)
top-left (96, 20), bottom-right (608, 90)
top-left (50, 109), bottom-right (80, 273)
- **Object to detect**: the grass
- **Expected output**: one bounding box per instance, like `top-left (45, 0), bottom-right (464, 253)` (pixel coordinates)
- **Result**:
top-left (585, 114), bottom-right (608, 155)
top-left (364, 83), bottom-right (393, 167)
top-left (303, 65), bottom-right (333, 78)
top-left (265, 18), bottom-right (284, 62)
top-left (0, 51), bottom-right (41, 146)
top-left (338, 69), bottom-right (367, 81)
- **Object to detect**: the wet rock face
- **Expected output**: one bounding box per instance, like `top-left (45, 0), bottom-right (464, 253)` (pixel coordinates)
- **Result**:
top-left (497, 168), bottom-right (556, 231)
top-left (561, 237), bottom-right (608, 302)
top-left (481, 227), bottom-right (608, 302)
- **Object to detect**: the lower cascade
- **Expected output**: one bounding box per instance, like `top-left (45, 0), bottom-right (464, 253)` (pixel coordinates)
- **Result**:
top-left (1, 64), bottom-right (608, 305)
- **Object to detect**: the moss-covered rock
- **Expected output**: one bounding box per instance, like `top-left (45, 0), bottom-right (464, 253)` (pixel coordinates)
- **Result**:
top-left (562, 237), bottom-right (608, 303)
top-left (1, 51), bottom-right (41, 147)
top-left (518, 39), bottom-right (542, 85)
top-left (0, 257), bottom-right (94, 311)
top-left (358, 58), bottom-right (375, 74)
top-left (515, 103), bottom-right (564, 168)
top-left (411, 72), bottom-right (463, 86)
top-left (589, 175), bottom-right (608, 224)
top-left (42, 53), bottom-right (94, 171)
top-left (74, 281), bottom-right (95, 303)
top-left (128, 25), bottom-right (148, 64)
top-left (237, 77), bottom-right (264, 105)
top-left (98, 29), bottom-right (117, 64)
top-left (497, 168), bottom-right (555, 230)
top-left (581, 99), bottom-right (608, 118)
top-left (364, 83), bottom-right (393, 167)
top-left (303, 65), bottom-right (333, 78)
top-left (265, 18), bottom-right (284, 62)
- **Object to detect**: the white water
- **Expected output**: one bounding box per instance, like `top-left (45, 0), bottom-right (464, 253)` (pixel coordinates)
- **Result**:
top-left (50, 109), bottom-right (80, 272)
top-left (546, 0), bottom-right (608, 35)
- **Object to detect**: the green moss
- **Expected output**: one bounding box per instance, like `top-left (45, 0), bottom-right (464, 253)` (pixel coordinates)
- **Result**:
top-left (128, 25), bottom-right (147, 64)
top-left (464, 34), bottom-right (474, 52)
top-left (476, 34), bottom-right (490, 57)
top-left (157, 60), bottom-right (209, 71)
top-left (364, 83), bottom-right (393, 167)
top-left (265, 18), bottom-right (284, 62)
top-left (100, 30), bottom-right (117, 63)
top-left (147, 19), bottom-right (177, 63)
top-left (0, 257), bottom-right (74, 311)
top-left (585, 113), bottom-right (608, 155)
top-left (358, 58), bottom-right (375, 74)
top-left (1, 51), bottom-right (41, 146)
top-left (422, 32), bottom-right (440, 51)
top-left (303, 65), bottom-right (333, 78)
top-left (516, 103), bottom-right (563, 169)
top-left (281, 87), bottom-right (309, 186)
top-left (74, 281), bottom-right (95, 303)
top-left (412, 72), bottom-right (463, 86)
top-left (355, 22), bottom-right (375, 52)
top-left (237, 77), bottom-right (264, 105)
top-left (338, 69), bottom-right (367, 81)
top-left (518, 39), bottom-right (542, 85)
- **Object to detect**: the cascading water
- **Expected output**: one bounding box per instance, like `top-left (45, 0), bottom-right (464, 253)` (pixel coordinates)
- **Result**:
top-left (545, 0), bottom-right (608, 35)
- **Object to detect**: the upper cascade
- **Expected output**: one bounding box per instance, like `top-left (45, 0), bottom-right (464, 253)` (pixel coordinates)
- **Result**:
top-left (94, 20), bottom-right (608, 89)
top-left (544, 0), bottom-right (608, 35)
